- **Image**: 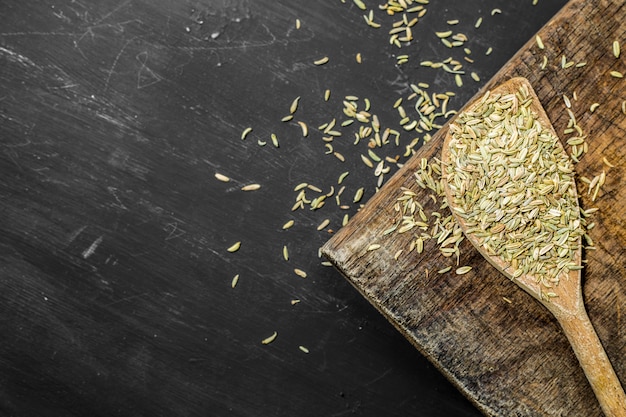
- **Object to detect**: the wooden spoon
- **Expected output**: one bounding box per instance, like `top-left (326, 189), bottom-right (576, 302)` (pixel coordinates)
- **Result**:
top-left (441, 77), bottom-right (626, 417)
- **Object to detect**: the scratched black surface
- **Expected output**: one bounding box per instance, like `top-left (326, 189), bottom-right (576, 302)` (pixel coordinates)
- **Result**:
top-left (0, 1), bottom-right (568, 416)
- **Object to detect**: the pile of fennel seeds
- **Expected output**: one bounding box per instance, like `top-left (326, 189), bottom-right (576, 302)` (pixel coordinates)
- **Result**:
top-left (444, 83), bottom-right (587, 298)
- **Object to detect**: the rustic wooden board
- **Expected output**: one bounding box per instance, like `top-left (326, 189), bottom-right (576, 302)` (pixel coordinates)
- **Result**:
top-left (321, 1), bottom-right (626, 416)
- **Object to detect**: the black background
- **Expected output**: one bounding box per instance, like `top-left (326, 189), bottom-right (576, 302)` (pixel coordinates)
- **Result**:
top-left (0, 1), bottom-right (568, 416)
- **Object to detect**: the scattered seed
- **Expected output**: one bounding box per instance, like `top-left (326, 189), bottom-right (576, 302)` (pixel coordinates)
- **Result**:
top-left (338, 171), bottom-right (350, 184)
top-left (324, 89), bottom-right (331, 101)
top-left (231, 274), bottom-right (239, 288)
top-left (283, 220), bottom-right (295, 230)
top-left (317, 219), bottom-right (330, 231)
top-left (241, 127), bottom-right (253, 140)
top-left (491, 8), bottom-right (501, 15)
top-left (297, 121), bottom-right (309, 137)
top-left (289, 96), bottom-right (301, 114)
top-left (299, 345), bottom-right (310, 354)
top-left (241, 184), bottom-right (261, 191)
top-left (356, 52), bottom-right (362, 63)
top-left (227, 241), bottom-right (241, 253)
top-left (261, 331), bottom-right (278, 345)
top-left (314, 56), bottom-right (330, 65)
top-left (361, 154), bottom-right (374, 168)
top-left (295, 18), bottom-right (301, 30)
top-left (283, 245), bottom-right (289, 261)
top-left (353, 187), bottom-right (364, 203)
top-left (215, 173), bottom-right (230, 182)
top-left (270, 133), bottom-right (279, 147)
top-left (475, 17), bottom-right (482, 28)
top-left (353, 0), bottom-right (366, 10)
top-left (455, 266), bottom-right (472, 275)
top-left (294, 268), bottom-right (307, 278)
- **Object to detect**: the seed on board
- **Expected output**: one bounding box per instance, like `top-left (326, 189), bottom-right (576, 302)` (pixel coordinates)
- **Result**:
top-left (261, 331), bottom-right (278, 345)
top-left (282, 220), bottom-right (295, 230)
top-left (455, 266), bottom-right (472, 275)
top-left (294, 268), bottom-right (307, 278)
top-left (367, 243), bottom-right (381, 251)
top-left (231, 274), bottom-right (239, 288)
top-left (227, 241), bottom-right (241, 252)
top-left (214, 173), bottom-right (230, 182)
top-left (603, 156), bottom-right (615, 168)
top-left (563, 94), bottom-right (571, 108)
top-left (241, 184), bottom-right (261, 191)
top-left (535, 35), bottom-right (544, 50)
top-left (283, 245), bottom-right (289, 261)
top-left (590, 102), bottom-right (600, 112)
top-left (613, 40), bottom-right (621, 58)
top-left (241, 127), bottom-right (252, 140)
top-left (314, 56), bottom-right (330, 65)
top-left (610, 70), bottom-right (624, 78)
top-left (438, 266), bottom-right (452, 274)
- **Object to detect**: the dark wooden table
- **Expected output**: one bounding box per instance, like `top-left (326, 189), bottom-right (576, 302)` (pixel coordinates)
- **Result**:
top-left (0, 1), bottom-right (568, 416)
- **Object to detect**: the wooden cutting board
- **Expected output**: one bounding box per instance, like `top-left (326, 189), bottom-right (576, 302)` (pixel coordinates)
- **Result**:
top-left (321, 1), bottom-right (626, 416)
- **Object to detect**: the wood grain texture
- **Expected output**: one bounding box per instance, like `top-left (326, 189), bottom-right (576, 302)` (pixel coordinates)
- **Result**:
top-left (322, 1), bottom-right (626, 416)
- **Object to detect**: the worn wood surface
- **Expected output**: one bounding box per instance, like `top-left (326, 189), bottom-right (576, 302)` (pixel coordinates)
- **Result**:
top-left (322, 1), bottom-right (626, 416)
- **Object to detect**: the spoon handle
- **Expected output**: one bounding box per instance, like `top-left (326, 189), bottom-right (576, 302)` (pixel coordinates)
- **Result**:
top-left (558, 308), bottom-right (626, 417)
